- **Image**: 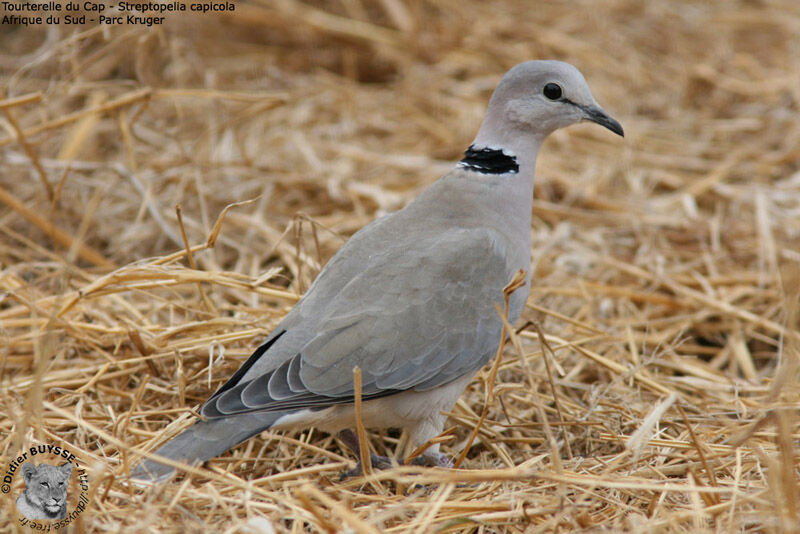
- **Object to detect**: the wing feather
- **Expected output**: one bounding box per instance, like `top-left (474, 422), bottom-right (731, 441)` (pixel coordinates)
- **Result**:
top-left (199, 225), bottom-right (525, 419)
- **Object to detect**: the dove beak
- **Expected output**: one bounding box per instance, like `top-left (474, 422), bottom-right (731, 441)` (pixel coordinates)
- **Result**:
top-left (582, 105), bottom-right (624, 137)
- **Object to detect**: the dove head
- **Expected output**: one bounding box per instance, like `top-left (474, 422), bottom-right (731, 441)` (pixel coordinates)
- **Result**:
top-left (473, 60), bottom-right (623, 157)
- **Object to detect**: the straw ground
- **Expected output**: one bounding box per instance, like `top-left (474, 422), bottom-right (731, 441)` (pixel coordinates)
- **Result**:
top-left (1, 1), bottom-right (800, 531)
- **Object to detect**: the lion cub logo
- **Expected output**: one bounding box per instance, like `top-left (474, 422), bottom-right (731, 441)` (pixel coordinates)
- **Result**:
top-left (15, 461), bottom-right (73, 520)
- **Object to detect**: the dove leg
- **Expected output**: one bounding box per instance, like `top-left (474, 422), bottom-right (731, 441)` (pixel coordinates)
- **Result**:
top-left (337, 429), bottom-right (398, 478)
top-left (337, 429), bottom-right (452, 479)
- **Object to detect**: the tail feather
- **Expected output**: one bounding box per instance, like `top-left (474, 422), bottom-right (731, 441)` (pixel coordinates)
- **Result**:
top-left (130, 412), bottom-right (282, 482)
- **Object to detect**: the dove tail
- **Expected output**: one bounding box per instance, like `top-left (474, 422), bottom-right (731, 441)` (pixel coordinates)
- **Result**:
top-left (130, 412), bottom-right (282, 482)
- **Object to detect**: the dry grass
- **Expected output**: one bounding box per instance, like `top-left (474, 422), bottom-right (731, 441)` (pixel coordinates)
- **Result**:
top-left (2, 0), bottom-right (800, 531)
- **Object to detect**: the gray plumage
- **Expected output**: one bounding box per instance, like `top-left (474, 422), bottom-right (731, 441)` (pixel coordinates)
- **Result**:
top-left (131, 60), bottom-right (623, 481)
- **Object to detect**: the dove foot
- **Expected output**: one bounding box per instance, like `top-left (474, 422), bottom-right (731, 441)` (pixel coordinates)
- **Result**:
top-left (340, 453), bottom-right (399, 479)
top-left (414, 451), bottom-right (454, 468)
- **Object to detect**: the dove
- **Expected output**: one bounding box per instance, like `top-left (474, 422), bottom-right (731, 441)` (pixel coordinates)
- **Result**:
top-left (131, 60), bottom-right (623, 481)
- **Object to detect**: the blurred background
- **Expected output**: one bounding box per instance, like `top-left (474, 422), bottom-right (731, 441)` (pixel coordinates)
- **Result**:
top-left (1, 1), bottom-right (800, 531)
top-left (2, 0), bottom-right (797, 276)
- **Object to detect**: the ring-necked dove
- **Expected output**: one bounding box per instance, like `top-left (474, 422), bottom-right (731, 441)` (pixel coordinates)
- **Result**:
top-left (131, 60), bottom-right (623, 481)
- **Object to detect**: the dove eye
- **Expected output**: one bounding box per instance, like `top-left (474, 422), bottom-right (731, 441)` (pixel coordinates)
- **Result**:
top-left (543, 83), bottom-right (562, 100)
